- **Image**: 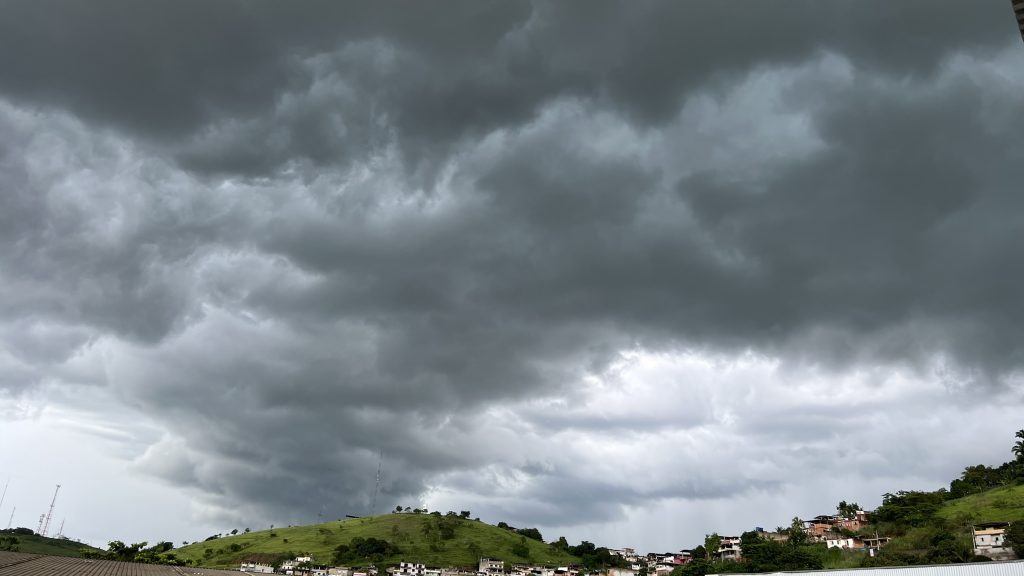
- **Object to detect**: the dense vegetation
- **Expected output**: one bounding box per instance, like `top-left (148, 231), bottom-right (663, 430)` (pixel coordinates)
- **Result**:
top-left (674, 428), bottom-right (1024, 575)
top-left (0, 528), bottom-right (102, 557)
top-left (173, 512), bottom-right (581, 570)
top-left (79, 540), bottom-right (193, 565)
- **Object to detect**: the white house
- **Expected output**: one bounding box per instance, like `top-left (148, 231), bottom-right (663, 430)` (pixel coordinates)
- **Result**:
top-left (825, 537), bottom-right (865, 550)
top-left (973, 523), bottom-right (1015, 560)
top-left (240, 561), bottom-right (275, 573)
top-left (480, 559), bottom-right (505, 573)
top-left (716, 536), bottom-right (742, 561)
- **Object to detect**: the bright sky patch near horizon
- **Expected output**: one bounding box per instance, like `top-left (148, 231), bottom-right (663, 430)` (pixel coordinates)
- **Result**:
top-left (1, 0), bottom-right (1023, 553)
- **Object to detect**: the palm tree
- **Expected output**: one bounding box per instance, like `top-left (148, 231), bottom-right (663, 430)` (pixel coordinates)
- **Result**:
top-left (1013, 429), bottom-right (1024, 461)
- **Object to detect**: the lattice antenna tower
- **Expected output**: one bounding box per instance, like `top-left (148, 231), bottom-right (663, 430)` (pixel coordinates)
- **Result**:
top-left (5, 506), bottom-right (14, 530)
top-left (0, 478), bottom-right (8, 513)
top-left (42, 484), bottom-right (61, 537)
top-left (57, 518), bottom-right (65, 539)
top-left (370, 449), bottom-right (382, 516)
top-left (36, 514), bottom-right (45, 534)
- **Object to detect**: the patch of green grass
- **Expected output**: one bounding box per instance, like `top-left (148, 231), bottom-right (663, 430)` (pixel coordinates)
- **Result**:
top-left (936, 483), bottom-right (1024, 524)
top-left (174, 514), bottom-right (579, 570)
top-left (0, 530), bottom-right (102, 557)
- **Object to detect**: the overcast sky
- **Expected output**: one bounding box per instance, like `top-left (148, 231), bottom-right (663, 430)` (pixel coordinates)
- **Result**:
top-left (1, 0), bottom-right (1024, 554)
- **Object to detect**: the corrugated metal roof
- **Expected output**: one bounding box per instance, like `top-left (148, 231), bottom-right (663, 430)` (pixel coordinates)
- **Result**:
top-left (767, 561), bottom-right (1024, 576)
top-left (0, 551), bottom-right (258, 575)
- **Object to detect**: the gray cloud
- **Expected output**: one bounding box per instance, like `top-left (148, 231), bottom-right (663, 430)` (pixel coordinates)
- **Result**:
top-left (1, 0), bottom-right (1023, 549)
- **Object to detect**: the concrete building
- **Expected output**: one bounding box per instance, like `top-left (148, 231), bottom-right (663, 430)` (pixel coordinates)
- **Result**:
top-left (825, 537), bottom-right (865, 550)
top-left (239, 561), bottom-right (276, 573)
top-left (974, 522), bottom-right (1015, 561)
top-left (479, 559), bottom-right (505, 574)
top-left (715, 536), bottom-right (742, 561)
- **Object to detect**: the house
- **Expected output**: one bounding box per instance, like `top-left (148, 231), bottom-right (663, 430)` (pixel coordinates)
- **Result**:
top-left (239, 561), bottom-right (275, 573)
top-left (824, 537), bottom-right (865, 551)
top-left (479, 558), bottom-right (505, 574)
top-left (715, 536), bottom-right (742, 561)
top-left (396, 563), bottom-right (427, 576)
top-left (653, 566), bottom-right (673, 576)
top-left (973, 523), bottom-right (1015, 561)
top-left (328, 569), bottom-right (353, 576)
top-left (803, 519), bottom-right (835, 541)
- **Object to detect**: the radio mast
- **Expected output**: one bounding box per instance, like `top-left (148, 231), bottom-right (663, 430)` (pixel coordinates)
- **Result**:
top-left (41, 484), bottom-right (61, 537)
top-left (5, 506), bottom-right (14, 529)
top-left (370, 450), bottom-right (382, 515)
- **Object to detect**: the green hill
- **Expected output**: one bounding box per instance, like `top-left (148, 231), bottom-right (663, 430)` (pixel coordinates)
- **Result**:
top-left (174, 514), bottom-right (580, 570)
top-left (0, 529), bottom-right (103, 557)
top-left (936, 483), bottom-right (1024, 524)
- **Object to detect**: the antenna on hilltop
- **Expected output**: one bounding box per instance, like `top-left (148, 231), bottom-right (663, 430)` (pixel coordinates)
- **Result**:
top-left (42, 484), bottom-right (61, 537)
top-left (6, 506), bottom-right (14, 530)
top-left (0, 478), bottom-right (8, 513)
top-left (57, 518), bottom-right (65, 539)
top-left (370, 449), bottom-right (382, 516)
top-left (36, 514), bottom-right (45, 534)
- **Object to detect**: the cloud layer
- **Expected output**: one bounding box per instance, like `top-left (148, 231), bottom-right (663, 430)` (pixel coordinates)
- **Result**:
top-left (1, 0), bottom-right (1024, 550)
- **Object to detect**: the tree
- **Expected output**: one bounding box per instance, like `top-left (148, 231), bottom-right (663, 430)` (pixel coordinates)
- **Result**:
top-left (516, 527), bottom-right (544, 542)
top-left (0, 536), bottom-right (18, 552)
top-left (704, 533), bottom-right (721, 560)
top-left (551, 536), bottom-right (570, 552)
top-left (395, 505), bottom-right (404, 513)
top-left (1013, 429), bottom-right (1024, 462)
top-left (787, 518), bottom-right (807, 546)
top-left (1007, 522), bottom-right (1024, 558)
top-left (460, 510), bottom-right (471, 519)
top-left (511, 536), bottom-right (530, 559)
top-left (230, 529), bottom-right (238, 535)
top-left (837, 501), bottom-right (861, 519)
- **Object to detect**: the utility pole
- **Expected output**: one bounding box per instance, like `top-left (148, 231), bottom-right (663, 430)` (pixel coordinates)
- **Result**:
top-left (42, 484), bottom-right (60, 537)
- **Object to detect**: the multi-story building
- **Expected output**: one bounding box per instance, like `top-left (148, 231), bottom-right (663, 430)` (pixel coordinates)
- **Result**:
top-left (479, 559), bottom-right (505, 574)
top-left (973, 523), bottom-right (1014, 560)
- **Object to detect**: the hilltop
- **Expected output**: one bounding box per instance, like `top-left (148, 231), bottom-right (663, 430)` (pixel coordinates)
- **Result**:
top-left (0, 528), bottom-right (103, 557)
top-left (935, 483), bottom-right (1024, 524)
top-left (173, 513), bottom-right (580, 570)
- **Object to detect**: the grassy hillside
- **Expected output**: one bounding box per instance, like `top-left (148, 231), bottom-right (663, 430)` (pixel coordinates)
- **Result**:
top-left (0, 529), bottom-right (102, 557)
top-left (936, 483), bottom-right (1024, 524)
top-left (174, 514), bottom-right (580, 570)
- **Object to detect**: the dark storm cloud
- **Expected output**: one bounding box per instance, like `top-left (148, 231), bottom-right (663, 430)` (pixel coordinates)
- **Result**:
top-left (1, 0), bottom-right (1023, 534)
top-left (0, 1), bottom-right (1014, 176)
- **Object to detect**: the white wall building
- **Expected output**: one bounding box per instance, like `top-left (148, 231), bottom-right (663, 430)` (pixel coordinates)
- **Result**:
top-left (480, 559), bottom-right (505, 573)
top-left (240, 561), bottom-right (275, 573)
